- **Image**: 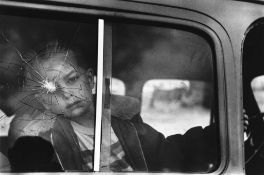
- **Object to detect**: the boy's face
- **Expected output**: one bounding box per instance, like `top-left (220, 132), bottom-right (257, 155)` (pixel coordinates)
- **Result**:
top-left (29, 52), bottom-right (94, 118)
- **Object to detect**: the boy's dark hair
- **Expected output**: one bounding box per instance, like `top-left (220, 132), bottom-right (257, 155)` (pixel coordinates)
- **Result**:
top-left (30, 41), bottom-right (97, 71)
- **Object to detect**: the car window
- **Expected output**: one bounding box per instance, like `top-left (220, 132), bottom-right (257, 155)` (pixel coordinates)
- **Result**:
top-left (0, 14), bottom-right (98, 172)
top-left (111, 22), bottom-right (219, 173)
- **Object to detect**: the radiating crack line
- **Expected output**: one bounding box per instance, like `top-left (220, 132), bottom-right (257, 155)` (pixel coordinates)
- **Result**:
top-left (18, 99), bottom-right (45, 114)
top-left (54, 93), bottom-right (64, 115)
top-left (59, 86), bottom-right (82, 91)
top-left (21, 83), bottom-right (43, 89)
top-left (0, 115), bottom-right (7, 122)
top-left (16, 89), bottom-right (41, 94)
top-left (1, 32), bottom-right (45, 82)
top-left (25, 65), bottom-right (45, 83)
top-left (56, 88), bottom-right (88, 102)
top-left (19, 92), bottom-right (41, 105)
top-left (25, 76), bottom-right (45, 86)
top-left (54, 25), bottom-right (80, 82)
top-left (35, 56), bottom-right (48, 79)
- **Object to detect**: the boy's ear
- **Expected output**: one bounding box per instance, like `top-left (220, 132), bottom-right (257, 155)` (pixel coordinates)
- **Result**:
top-left (86, 68), bottom-right (94, 89)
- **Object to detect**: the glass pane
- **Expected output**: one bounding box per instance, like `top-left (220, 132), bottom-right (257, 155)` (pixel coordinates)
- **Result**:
top-left (0, 14), bottom-right (98, 172)
top-left (111, 23), bottom-right (219, 173)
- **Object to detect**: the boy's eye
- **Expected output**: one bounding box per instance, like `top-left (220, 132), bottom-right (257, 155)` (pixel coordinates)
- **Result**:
top-left (67, 75), bottom-right (79, 84)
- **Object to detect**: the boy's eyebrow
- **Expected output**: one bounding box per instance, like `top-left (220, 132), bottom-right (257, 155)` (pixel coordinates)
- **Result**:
top-left (64, 70), bottom-right (76, 79)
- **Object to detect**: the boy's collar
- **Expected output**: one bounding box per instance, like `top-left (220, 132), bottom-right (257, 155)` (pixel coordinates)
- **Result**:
top-left (110, 95), bottom-right (140, 120)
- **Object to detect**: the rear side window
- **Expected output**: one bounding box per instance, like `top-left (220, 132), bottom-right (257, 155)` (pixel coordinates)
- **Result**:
top-left (112, 22), bottom-right (219, 173)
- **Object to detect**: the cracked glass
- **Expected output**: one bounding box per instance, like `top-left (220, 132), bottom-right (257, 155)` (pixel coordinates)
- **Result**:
top-left (0, 14), bottom-right (98, 172)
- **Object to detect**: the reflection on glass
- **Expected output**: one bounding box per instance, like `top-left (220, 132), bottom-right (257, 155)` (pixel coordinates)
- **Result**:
top-left (142, 79), bottom-right (211, 137)
top-left (111, 78), bottom-right (125, 95)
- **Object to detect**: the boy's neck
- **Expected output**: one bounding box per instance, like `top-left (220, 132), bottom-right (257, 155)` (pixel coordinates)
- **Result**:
top-left (71, 116), bottom-right (94, 128)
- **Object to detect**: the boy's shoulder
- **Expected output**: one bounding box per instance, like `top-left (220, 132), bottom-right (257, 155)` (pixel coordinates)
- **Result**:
top-left (111, 95), bottom-right (140, 121)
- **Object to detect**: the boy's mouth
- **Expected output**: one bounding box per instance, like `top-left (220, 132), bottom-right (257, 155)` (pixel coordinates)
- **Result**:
top-left (67, 100), bottom-right (82, 109)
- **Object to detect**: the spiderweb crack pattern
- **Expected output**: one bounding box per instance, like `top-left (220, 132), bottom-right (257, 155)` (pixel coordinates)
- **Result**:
top-left (0, 28), bottom-right (92, 132)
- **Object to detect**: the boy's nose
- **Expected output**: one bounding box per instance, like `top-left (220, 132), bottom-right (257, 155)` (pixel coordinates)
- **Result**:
top-left (63, 91), bottom-right (72, 99)
top-left (62, 88), bottom-right (73, 100)
top-left (56, 84), bottom-right (73, 100)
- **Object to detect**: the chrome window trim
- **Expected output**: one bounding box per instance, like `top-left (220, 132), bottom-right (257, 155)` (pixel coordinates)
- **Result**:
top-left (94, 19), bottom-right (105, 172)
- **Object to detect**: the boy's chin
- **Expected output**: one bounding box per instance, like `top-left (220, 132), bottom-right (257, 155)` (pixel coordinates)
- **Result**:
top-left (66, 107), bottom-right (87, 118)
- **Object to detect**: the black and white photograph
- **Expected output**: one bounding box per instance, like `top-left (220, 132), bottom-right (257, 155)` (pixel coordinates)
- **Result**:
top-left (0, 0), bottom-right (263, 174)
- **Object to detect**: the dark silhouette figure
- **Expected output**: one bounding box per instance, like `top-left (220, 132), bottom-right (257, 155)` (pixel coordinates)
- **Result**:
top-left (8, 136), bottom-right (62, 172)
